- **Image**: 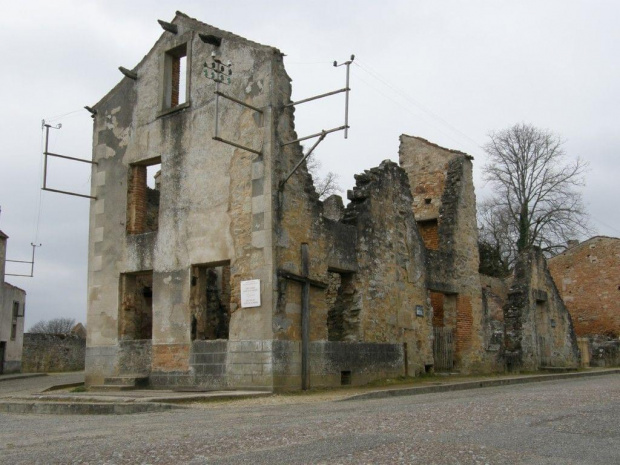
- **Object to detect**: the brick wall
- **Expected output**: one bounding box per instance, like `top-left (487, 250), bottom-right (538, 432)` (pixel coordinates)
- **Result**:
top-left (548, 236), bottom-right (620, 338)
top-left (127, 165), bottom-right (147, 234)
top-left (455, 295), bottom-right (473, 355)
top-left (418, 220), bottom-right (439, 251)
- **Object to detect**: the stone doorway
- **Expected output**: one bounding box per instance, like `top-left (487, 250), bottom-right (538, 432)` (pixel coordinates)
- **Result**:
top-left (430, 290), bottom-right (456, 371)
top-left (190, 262), bottom-right (231, 340)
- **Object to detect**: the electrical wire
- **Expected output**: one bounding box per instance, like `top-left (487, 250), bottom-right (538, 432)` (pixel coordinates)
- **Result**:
top-left (353, 59), bottom-right (484, 155)
top-left (44, 108), bottom-right (84, 122)
top-left (353, 70), bottom-right (479, 154)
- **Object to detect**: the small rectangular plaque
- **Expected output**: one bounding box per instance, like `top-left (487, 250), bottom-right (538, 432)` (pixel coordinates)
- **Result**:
top-left (415, 305), bottom-right (424, 317)
top-left (241, 279), bottom-right (261, 308)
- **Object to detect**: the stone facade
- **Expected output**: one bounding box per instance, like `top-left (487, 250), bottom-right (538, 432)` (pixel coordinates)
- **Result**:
top-left (22, 333), bottom-right (86, 373)
top-left (504, 249), bottom-right (580, 370)
top-left (548, 236), bottom-right (620, 338)
top-left (85, 12), bottom-right (581, 390)
top-left (0, 231), bottom-right (26, 374)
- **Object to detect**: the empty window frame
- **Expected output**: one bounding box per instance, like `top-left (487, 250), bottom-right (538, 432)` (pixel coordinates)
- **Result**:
top-left (190, 262), bottom-right (231, 341)
top-left (119, 272), bottom-right (153, 340)
top-left (163, 43), bottom-right (189, 110)
top-left (10, 302), bottom-right (19, 341)
top-left (127, 159), bottom-right (161, 235)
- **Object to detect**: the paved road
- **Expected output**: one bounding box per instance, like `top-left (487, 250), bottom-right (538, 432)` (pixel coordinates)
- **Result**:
top-left (0, 374), bottom-right (618, 464)
top-left (0, 372), bottom-right (84, 398)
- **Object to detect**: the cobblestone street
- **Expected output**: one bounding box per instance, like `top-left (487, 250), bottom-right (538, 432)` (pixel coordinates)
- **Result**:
top-left (0, 374), bottom-right (618, 464)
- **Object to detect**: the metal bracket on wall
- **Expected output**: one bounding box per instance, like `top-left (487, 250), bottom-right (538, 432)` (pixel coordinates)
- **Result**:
top-left (204, 55), bottom-right (264, 156)
top-left (278, 55), bottom-right (354, 191)
top-left (5, 243), bottom-right (41, 277)
top-left (41, 121), bottom-right (98, 200)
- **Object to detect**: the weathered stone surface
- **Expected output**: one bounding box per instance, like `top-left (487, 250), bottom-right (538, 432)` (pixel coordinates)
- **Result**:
top-left (22, 334), bottom-right (86, 373)
top-left (503, 248), bottom-right (580, 371)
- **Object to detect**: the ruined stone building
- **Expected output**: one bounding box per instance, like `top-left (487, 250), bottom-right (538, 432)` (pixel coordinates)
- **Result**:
top-left (85, 12), bottom-right (579, 390)
top-left (0, 230), bottom-right (26, 374)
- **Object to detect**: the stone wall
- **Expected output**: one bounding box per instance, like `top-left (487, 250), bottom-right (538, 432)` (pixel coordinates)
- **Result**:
top-left (548, 236), bottom-right (620, 338)
top-left (504, 249), bottom-right (580, 371)
top-left (22, 333), bottom-right (85, 373)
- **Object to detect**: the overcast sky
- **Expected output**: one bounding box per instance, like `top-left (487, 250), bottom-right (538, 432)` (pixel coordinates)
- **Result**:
top-left (1, 1), bottom-right (618, 329)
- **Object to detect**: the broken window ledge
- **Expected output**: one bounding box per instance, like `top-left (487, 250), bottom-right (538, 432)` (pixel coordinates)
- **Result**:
top-left (157, 101), bottom-right (191, 118)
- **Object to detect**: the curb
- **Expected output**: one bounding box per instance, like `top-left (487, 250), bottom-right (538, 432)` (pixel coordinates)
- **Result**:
top-left (0, 373), bottom-right (47, 383)
top-left (340, 368), bottom-right (620, 402)
top-left (0, 401), bottom-right (184, 415)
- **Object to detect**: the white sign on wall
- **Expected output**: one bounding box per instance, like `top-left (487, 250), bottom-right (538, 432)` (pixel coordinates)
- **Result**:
top-left (240, 279), bottom-right (261, 308)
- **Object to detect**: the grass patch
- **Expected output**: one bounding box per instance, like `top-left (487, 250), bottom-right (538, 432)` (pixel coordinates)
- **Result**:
top-left (70, 385), bottom-right (88, 393)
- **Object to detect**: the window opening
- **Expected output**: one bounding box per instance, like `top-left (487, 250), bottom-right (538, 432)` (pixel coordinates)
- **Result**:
top-left (417, 219), bottom-right (439, 250)
top-left (119, 272), bottom-right (153, 340)
top-left (164, 43), bottom-right (188, 109)
top-left (10, 302), bottom-right (19, 341)
top-left (190, 262), bottom-right (231, 340)
top-left (340, 370), bottom-right (352, 385)
top-left (327, 271), bottom-right (359, 342)
top-left (127, 160), bottom-right (161, 234)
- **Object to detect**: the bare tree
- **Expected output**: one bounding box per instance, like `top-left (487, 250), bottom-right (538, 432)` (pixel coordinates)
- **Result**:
top-left (481, 123), bottom-right (591, 259)
top-left (29, 317), bottom-right (76, 335)
top-left (306, 153), bottom-right (342, 200)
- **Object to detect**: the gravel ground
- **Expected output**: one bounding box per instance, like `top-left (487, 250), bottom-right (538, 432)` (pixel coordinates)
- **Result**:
top-left (0, 374), bottom-right (618, 464)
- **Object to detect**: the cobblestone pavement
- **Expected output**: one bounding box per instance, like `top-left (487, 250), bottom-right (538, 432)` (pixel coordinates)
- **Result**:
top-left (0, 374), bottom-right (618, 464)
top-left (0, 372), bottom-right (84, 398)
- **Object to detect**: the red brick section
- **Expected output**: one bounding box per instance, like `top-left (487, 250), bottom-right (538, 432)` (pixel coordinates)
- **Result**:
top-left (418, 219), bottom-right (439, 250)
top-left (455, 295), bottom-right (473, 354)
top-left (127, 165), bottom-right (147, 234)
top-left (548, 237), bottom-right (620, 338)
top-left (430, 291), bottom-right (445, 327)
top-left (171, 56), bottom-right (180, 107)
top-left (152, 344), bottom-right (190, 371)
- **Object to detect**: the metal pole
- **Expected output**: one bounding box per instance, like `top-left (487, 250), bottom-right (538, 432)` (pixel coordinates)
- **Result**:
top-left (29, 243), bottom-right (40, 277)
top-left (344, 61), bottom-right (351, 139)
top-left (284, 88), bottom-right (347, 108)
top-left (43, 124), bottom-right (50, 189)
top-left (279, 132), bottom-right (326, 190)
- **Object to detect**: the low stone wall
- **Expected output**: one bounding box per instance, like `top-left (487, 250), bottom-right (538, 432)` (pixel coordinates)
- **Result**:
top-left (274, 341), bottom-right (405, 390)
top-left (149, 339), bottom-right (405, 390)
top-left (22, 333), bottom-right (85, 373)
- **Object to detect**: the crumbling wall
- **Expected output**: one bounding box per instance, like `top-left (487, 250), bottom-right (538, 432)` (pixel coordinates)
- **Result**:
top-left (399, 135), bottom-right (489, 372)
top-left (503, 249), bottom-right (580, 371)
top-left (548, 236), bottom-right (620, 339)
top-left (344, 161), bottom-right (433, 373)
